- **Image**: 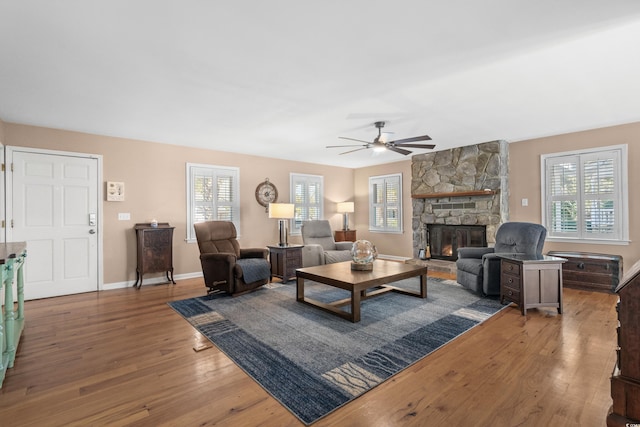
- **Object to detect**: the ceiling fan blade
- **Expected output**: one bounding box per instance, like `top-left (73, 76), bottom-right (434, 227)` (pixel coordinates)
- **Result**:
top-left (389, 134), bottom-right (432, 145)
top-left (386, 146), bottom-right (412, 156)
top-left (390, 143), bottom-right (436, 149)
top-left (326, 144), bottom-right (369, 148)
top-left (340, 147), bottom-right (370, 155)
top-left (338, 136), bottom-right (372, 144)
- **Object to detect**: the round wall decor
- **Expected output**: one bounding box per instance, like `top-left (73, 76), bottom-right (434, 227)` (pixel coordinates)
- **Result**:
top-left (255, 178), bottom-right (278, 212)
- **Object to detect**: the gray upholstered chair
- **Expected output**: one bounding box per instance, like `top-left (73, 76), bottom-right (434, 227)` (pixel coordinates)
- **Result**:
top-left (301, 220), bottom-right (353, 267)
top-left (456, 222), bottom-right (547, 296)
top-left (194, 221), bottom-right (271, 295)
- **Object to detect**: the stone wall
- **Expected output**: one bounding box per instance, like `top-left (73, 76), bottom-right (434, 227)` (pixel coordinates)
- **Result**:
top-left (411, 141), bottom-right (509, 257)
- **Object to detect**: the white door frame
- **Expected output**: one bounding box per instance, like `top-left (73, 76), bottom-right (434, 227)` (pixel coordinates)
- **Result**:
top-left (0, 142), bottom-right (4, 243)
top-left (5, 146), bottom-right (104, 292)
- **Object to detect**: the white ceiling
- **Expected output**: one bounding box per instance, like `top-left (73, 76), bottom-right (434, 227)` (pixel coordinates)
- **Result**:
top-left (2, 1), bottom-right (640, 168)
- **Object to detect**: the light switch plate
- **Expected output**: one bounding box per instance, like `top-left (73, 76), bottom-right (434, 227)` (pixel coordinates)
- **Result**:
top-left (521, 198), bottom-right (529, 207)
top-left (118, 213), bottom-right (131, 220)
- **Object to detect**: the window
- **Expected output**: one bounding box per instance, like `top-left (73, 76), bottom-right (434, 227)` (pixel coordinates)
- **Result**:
top-left (541, 145), bottom-right (628, 243)
top-left (186, 163), bottom-right (240, 241)
top-left (369, 173), bottom-right (402, 233)
top-left (290, 173), bottom-right (323, 235)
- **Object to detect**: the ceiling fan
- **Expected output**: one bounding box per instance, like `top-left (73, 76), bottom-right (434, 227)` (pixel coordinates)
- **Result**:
top-left (327, 121), bottom-right (435, 155)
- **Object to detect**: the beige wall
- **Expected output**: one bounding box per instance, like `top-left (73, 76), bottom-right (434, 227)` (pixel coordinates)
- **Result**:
top-left (4, 119), bottom-right (639, 285)
top-left (354, 121), bottom-right (640, 266)
top-left (355, 159), bottom-right (414, 258)
top-left (508, 121), bottom-right (640, 266)
top-left (4, 123), bottom-right (354, 285)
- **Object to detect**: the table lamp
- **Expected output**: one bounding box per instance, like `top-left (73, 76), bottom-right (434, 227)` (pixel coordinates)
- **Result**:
top-left (269, 203), bottom-right (295, 246)
top-left (337, 202), bottom-right (354, 231)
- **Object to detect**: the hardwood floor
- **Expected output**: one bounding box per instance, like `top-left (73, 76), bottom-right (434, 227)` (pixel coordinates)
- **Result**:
top-left (0, 273), bottom-right (618, 426)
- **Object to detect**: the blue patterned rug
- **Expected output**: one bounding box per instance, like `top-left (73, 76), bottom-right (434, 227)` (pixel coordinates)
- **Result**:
top-left (168, 277), bottom-right (505, 425)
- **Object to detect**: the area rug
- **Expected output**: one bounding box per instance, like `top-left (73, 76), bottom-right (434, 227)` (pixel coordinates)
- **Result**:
top-left (168, 277), bottom-right (505, 425)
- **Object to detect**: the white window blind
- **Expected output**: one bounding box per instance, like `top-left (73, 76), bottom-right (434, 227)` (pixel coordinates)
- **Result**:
top-left (369, 173), bottom-right (402, 233)
top-left (290, 173), bottom-right (323, 234)
top-left (542, 145), bottom-right (627, 242)
top-left (186, 163), bottom-right (240, 241)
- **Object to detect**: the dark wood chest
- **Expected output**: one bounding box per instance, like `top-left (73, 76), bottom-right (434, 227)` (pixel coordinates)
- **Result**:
top-left (134, 223), bottom-right (175, 288)
top-left (547, 251), bottom-right (622, 293)
top-left (607, 261), bottom-right (640, 426)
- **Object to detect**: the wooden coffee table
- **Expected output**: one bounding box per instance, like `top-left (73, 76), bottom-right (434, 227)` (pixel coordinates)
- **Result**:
top-left (296, 260), bottom-right (428, 322)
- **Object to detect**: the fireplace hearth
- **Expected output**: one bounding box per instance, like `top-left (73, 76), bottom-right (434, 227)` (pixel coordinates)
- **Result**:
top-left (427, 224), bottom-right (487, 261)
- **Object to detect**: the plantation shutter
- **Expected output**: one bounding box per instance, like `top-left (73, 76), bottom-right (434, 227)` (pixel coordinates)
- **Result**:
top-left (290, 173), bottom-right (323, 234)
top-left (187, 164), bottom-right (240, 240)
top-left (544, 148), bottom-right (623, 240)
top-left (582, 150), bottom-right (618, 238)
top-left (369, 173), bottom-right (402, 233)
top-left (547, 156), bottom-right (579, 237)
top-left (215, 174), bottom-right (235, 222)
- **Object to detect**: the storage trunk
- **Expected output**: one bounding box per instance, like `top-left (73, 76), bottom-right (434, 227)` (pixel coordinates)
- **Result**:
top-left (547, 251), bottom-right (622, 293)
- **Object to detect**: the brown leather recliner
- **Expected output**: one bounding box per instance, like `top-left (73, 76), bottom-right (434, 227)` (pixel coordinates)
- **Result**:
top-left (194, 221), bottom-right (271, 295)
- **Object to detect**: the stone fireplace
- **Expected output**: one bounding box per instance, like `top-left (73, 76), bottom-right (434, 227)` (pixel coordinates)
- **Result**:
top-left (411, 141), bottom-right (509, 260)
top-left (427, 224), bottom-right (487, 261)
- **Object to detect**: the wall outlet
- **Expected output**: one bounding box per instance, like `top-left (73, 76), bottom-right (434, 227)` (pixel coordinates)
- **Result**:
top-left (118, 213), bottom-right (131, 220)
top-left (521, 198), bottom-right (529, 207)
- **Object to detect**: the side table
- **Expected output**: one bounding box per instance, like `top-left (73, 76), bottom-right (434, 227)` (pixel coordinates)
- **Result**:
top-left (498, 254), bottom-right (566, 315)
top-left (335, 229), bottom-right (356, 242)
top-left (0, 242), bottom-right (27, 387)
top-left (134, 223), bottom-right (176, 288)
top-left (268, 245), bottom-right (303, 283)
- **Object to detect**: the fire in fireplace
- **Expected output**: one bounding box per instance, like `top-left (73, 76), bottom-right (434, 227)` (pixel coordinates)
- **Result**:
top-left (426, 224), bottom-right (487, 261)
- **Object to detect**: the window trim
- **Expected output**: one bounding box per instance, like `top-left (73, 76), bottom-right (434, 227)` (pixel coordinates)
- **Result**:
top-left (368, 173), bottom-right (403, 234)
top-left (289, 173), bottom-right (324, 236)
top-left (540, 144), bottom-right (629, 245)
top-left (186, 162), bottom-right (240, 242)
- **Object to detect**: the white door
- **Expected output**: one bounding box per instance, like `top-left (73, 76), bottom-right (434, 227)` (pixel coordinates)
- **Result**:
top-left (6, 148), bottom-right (100, 300)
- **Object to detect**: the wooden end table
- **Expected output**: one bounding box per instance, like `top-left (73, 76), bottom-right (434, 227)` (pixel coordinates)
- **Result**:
top-left (268, 245), bottom-right (303, 283)
top-left (335, 229), bottom-right (356, 242)
top-left (498, 254), bottom-right (566, 315)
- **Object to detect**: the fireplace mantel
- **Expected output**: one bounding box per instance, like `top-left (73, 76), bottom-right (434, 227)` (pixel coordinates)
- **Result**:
top-left (411, 189), bottom-right (498, 199)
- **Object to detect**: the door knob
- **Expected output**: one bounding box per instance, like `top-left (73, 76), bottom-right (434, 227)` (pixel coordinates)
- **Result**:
top-left (89, 229), bottom-right (96, 234)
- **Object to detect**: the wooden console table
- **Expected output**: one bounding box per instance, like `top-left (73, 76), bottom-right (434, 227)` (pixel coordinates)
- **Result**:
top-left (0, 242), bottom-right (27, 387)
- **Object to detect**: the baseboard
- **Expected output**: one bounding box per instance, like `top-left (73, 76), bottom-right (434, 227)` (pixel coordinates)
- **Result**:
top-left (101, 258), bottom-right (413, 290)
top-left (102, 271), bottom-right (203, 291)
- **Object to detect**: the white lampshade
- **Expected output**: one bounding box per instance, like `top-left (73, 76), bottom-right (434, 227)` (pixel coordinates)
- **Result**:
top-left (268, 203), bottom-right (295, 219)
top-left (337, 202), bottom-right (354, 213)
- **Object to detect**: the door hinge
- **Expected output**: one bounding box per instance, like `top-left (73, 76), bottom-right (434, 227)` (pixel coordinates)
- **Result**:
top-left (1, 163), bottom-right (4, 172)
top-left (1, 220), bottom-right (4, 228)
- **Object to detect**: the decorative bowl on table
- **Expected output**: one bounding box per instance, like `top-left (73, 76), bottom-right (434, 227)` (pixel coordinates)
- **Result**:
top-left (351, 240), bottom-right (378, 271)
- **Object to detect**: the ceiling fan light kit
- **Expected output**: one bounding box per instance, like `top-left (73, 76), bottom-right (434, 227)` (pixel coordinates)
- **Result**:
top-left (328, 121), bottom-right (435, 156)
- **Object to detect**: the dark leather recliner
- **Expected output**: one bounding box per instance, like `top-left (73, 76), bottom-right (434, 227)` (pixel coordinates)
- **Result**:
top-left (456, 222), bottom-right (547, 296)
top-left (194, 221), bottom-right (271, 295)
